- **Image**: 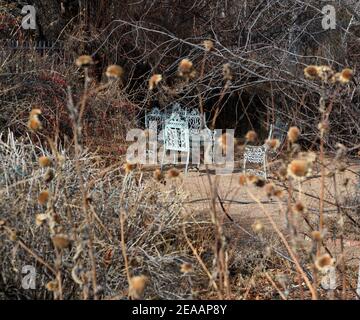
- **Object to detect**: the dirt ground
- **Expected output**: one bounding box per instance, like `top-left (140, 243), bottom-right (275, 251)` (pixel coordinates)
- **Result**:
top-left (158, 158), bottom-right (360, 268)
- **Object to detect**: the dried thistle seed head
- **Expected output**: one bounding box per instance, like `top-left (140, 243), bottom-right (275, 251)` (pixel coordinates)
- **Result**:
top-left (167, 168), bottom-right (180, 178)
top-left (178, 58), bottom-right (193, 77)
top-left (287, 126), bottom-right (300, 143)
top-left (46, 280), bottom-right (59, 292)
top-left (148, 74), bottom-right (162, 90)
top-left (315, 254), bottom-right (334, 272)
top-left (129, 275), bottom-right (148, 300)
top-left (277, 165), bottom-right (288, 180)
top-left (287, 159), bottom-right (311, 179)
top-left (265, 138), bottom-right (280, 150)
top-left (311, 230), bottom-right (323, 242)
top-left (30, 108), bottom-right (42, 117)
top-left (123, 162), bottom-right (136, 174)
top-left (52, 234), bottom-right (71, 249)
top-left (293, 201), bottom-right (306, 214)
top-left (203, 40), bottom-right (214, 51)
top-left (38, 156), bottom-right (52, 168)
top-left (252, 220), bottom-right (263, 233)
top-left (153, 168), bottom-right (164, 181)
top-left (75, 55), bottom-right (93, 67)
top-left (35, 213), bottom-right (48, 226)
top-left (28, 116), bottom-right (42, 131)
top-left (38, 190), bottom-right (50, 205)
top-left (106, 64), bottom-right (124, 79)
top-left (264, 183), bottom-right (276, 197)
top-left (317, 65), bottom-right (334, 82)
top-left (222, 63), bottom-right (232, 81)
top-left (239, 174), bottom-right (248, 186)
top-left (339, 68), bottom-right (353, 84)
top-left (304, 65), bottom-right (320, 80)
top-left (180, 262), bottom-right (193, 274)
top-left (245, 130), bottom-right (257, 143)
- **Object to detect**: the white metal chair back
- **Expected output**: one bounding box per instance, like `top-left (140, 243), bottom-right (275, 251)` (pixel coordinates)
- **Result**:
top-left (145, 107), bottom-right (165, 142)
top-left (161, 112), bottom-right (190, 173)
top-left (243, 125), bottom-right (273, 179)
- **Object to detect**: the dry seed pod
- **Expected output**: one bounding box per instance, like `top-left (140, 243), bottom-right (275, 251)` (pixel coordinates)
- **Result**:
top-left (52, 234), bottom-right (71, 249)
top-left (129, 275), bottom-right (148, 300)
top-left (180, 263), bottom-right (193, 274)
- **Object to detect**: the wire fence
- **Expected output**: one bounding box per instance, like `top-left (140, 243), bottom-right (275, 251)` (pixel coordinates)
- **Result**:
top-left (0, 39), bottom-right (69, 74)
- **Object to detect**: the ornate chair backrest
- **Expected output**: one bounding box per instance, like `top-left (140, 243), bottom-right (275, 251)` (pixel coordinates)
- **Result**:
top-left (164, 113), bottom-right (189, 152)
top-left (145, 107), bottom-right (163, 132)
top-left (272, 119), bottom-right (288, 143)
top-left (244, 145), bottom-right (267, 163)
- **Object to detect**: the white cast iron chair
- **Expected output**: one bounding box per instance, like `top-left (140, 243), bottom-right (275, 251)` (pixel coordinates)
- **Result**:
top-left (243, 125), bottom-right (273, 180)
top-left (161, 112), bottom-right (190, 174)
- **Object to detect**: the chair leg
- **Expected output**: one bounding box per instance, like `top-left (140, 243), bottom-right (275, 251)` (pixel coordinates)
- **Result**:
top-left (161, 147), bottom-right (166, 172)
top-left (185, 151), bottom-right (190, 175)
top-left (264, 157), bottom-right (267, 180)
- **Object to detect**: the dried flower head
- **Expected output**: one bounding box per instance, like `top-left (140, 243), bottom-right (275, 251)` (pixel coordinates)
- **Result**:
top-left (180, 263), bottom-right (193, 274)
top-left (222, 63), bottom-right (232, 81)
top-left (293, 201), bottom-right (306, 214)
top-left (75, 55), bottom-right (93, 68)
top-left (167, 168), bottom-right (180, 178)
top-left (315, 254), bottom-right (334, 272)
top-left (264, 183), bottom-right (276, 197)
top-left (311, 230), bottom-right (323, 242)
top-left (317, 65), bottom-right (334, 82)
top-left (35, 213), bottom-right (48, 226)
top-left (129, 275), bottom-right (148, 300)
top-left (38, 156), bottom-right (51, 168)
top-left (46, 280), bottom-right (59, 291)
top-left (203, 40), bottom-right (214, 51)
top-left (239, 174), bottom-right (248, 186)
top-left (304, 65), bottom-right (320, 80)
top-left (123, 162), bottom-right (136, 174)
top-left (28, 109), bottom-right (42, 131)
top-left (287, 159), bottom-right (311, 179)
top-left (30, 108), bottom-right (42, 117)
top-left (153, 168), bottom-right (164, 181)
top-left (245, 130), bottom-right (257, 143)
top-left (106, 64), bottom-right (124, 79)
top-left (28, 117), bottom-right (42, 131)
top-left (266, 138), bottom-right (280, 150)
top-left (287, 126), bottom-right (300, 143)
top-left (148, 74), bottom-right (162, 90)
top-left (339, 68), bottom-right (353, 84)
top-left (252, 220), bottom-right (263, 233)
top-left (52, 234), bottom-right (71, 249)
top-left (38, 190), bottom-right (49, 205)
top-left (178, 59), bottom-right (194, 77)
